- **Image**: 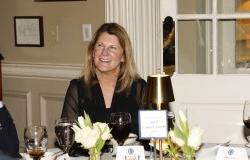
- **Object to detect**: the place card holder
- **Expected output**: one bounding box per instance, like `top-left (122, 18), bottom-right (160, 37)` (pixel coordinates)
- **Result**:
top-left (216, 146), bottom-right (248, 160)
top-left (116, 146), bottom-right (145, 160)
top-left (138, 110), bottom-right (168, 139)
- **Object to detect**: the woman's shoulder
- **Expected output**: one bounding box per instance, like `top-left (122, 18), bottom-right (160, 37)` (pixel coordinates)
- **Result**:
top-left (134, 77), bottom-right (147, 86)
top-left (69, 78), bottom-right (85, 85)
top-left (131, 77), bottom-right (147, 92)
top-left (67, 79), bottom-right (87, 92)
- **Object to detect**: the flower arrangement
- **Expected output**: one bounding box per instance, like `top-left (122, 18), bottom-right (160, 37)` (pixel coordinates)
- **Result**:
top-left (151, 110), bottom-right (204, 160)
top-left (72, 112), bottom-right (112, 160)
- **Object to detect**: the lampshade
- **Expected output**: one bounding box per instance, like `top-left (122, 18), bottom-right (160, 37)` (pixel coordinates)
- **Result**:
top-left (145, 74), bottom-right (175, 110)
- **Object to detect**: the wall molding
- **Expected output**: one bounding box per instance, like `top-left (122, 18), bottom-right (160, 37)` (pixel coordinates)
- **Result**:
top-left (40, 93), bottom-right (65, 126)
top-left (4, 90), bottom-right (32, 126)
top-left (2, 61), bottom-right (83, 80)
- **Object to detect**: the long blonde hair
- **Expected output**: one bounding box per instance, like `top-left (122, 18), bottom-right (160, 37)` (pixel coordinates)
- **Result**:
top-left (82, 23), bottom-right (139, 92)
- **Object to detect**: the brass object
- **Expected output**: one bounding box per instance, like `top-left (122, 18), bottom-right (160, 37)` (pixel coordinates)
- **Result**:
top-left (146, 74), bottom-right (174, 110)
top-left (145, 74), bottom-right (175, 160)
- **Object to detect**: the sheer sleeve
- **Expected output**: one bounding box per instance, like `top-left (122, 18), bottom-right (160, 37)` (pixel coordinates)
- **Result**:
top-left (61, 79), bottom-right (80, 120)
top-left (135, 78), bottom-right (147, 108)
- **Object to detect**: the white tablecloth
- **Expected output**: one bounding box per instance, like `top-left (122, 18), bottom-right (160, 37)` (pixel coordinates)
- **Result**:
top-left (20, 144), bottom-right (250, 160)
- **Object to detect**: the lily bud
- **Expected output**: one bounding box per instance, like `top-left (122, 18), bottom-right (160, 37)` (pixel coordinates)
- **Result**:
top-left (188, 126), bottom-right (204, 150)
top-left (169, 130), bottom-right (185, 147)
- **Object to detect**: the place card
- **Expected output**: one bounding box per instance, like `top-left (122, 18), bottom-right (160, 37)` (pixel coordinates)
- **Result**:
top-left (138, 110), bottom-right (168, 139)
top-left (216, 146), bottom-right (248, 160)
top-left (116, 145), bottom-right (145, 160)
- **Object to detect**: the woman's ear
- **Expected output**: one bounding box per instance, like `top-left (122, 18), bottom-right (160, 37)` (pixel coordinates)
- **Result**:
top-left (121, 55), bottom-right (125, 62)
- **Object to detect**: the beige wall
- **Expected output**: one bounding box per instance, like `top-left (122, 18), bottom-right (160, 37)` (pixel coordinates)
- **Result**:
top-left (0, 0), bottom-right (105, 150)
top-left (0, 0), bottom-right (105, 64)
top-left (3, 77), bottom-right (69, 149)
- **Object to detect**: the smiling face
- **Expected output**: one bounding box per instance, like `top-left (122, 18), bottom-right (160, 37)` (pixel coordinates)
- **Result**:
top-left (93, 32), bottom-right (124, 75)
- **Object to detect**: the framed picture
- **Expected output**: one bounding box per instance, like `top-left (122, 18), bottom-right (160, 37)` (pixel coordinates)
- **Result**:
top-left (34, 0), bottom-right (85, 1)
top-left (14, 16), bottom-right (44, 47)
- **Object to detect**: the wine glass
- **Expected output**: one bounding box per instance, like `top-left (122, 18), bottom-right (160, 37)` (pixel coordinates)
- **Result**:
top-left (110, 112), bottom-right (131, 146)
top-left (243, 100), bottom-right (250, 147)
top-left (55, 117), bottom-right (75, 153)
top-left (24, 125), bottom-right (48, 160)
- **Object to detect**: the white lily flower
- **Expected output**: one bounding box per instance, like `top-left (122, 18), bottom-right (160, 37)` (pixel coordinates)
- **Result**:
top-left (164, 110), bottom-right (204, 159)
top-left (73, 125), bottom-right (92, 145)
top-left (82, 129), bottom-right (99, 148)
top-left (188, 126), bottom-right (204, 150)
top-left (178, 110), bottom-right (187, 123)
top-left (73, 114), bottom-right (112, 153)
top-left (169, 130), bottom-right (185, 147)
top-left (94, 122), bottom-right (112, 140)
top-left (78, 116), bottom-right (85, 128)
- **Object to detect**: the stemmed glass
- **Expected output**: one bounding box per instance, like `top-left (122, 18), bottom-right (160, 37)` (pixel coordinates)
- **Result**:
top-left (55, 117), bottom-right (75, 153)
top-left (24, 125), bottom-right (48, 160)
top-left (243, 100), bottom-right (250, 147)
top-left (109, 112), bottom-right (131, 146)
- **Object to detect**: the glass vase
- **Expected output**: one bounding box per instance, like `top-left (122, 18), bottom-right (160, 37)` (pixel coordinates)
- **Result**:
top-left (180, 154), bottom-right (195, 160)
top-left (184, 154), bottom-right (195, 160)
top-left (89, 153), bottom-right (101, 160)
top-left (89, 150), bottom-right (101, 160)
top-left (169, 154), bottom-right (195, 160)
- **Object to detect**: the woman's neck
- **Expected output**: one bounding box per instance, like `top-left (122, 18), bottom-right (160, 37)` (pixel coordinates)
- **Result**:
top-left (95, 70), bottom-right (119, 84)
top-left (96, 70), bottom-right (118, 108)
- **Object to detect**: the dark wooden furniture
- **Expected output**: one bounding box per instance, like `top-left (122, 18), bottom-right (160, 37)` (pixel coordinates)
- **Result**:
top-left (0, 54), bottom-right (4, 100)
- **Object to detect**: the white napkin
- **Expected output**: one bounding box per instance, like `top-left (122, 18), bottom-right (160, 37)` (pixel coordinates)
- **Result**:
top-left (56, 153), bottom-right (70, 160)
top-left (196, 144), bottom-right (220, 160)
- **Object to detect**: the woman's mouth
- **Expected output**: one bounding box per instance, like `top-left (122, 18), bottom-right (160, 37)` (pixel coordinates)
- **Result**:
top-left (100, 58), bottom-right (110, 62)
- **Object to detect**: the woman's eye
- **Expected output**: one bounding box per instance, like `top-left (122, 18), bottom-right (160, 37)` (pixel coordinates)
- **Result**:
top-left (96, 44), bottom-right (104, 49)
top-left (109, 46), bottom-right (118, 51)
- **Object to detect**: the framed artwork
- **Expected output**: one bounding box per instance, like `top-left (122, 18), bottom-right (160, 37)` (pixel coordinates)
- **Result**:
top-left (34, 0), bottom-right (85, 1)
top-left (14, 16), bottom-right (44, 47)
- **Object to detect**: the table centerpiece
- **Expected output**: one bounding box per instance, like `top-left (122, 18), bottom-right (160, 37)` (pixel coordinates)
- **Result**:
top-left (152, 110), bottom-right (204, 160)
top-left (72, 112), bottom-right (112, 160)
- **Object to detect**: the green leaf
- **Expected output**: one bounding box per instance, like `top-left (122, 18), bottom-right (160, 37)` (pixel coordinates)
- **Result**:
top-left (84, 111), bottom-right (93, 128)
top-left (173, 123), bottom-right (186, 141)
top-left (95, 125), bottom-right (107, 152)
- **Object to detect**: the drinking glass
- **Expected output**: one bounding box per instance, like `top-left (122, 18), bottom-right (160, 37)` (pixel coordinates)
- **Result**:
top-left (24, 125), bottom-right (48, 160)
top-left (243, 100), bottom-right (250, 147)
top-left (55, 118), bottom-right (75, 153)
top-left (110, 112), bottom-right (131, 146)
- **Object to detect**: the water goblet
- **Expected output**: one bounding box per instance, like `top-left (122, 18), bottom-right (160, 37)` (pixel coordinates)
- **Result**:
top-left (55, 117), bottom-right (75, 153)
top-left (109, 112), bottom-right (131, 146)
top-left (24, 125), bottom-right (48, 160)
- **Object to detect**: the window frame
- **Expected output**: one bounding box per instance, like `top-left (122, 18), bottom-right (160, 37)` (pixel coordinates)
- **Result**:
top-left (175, 0), bottom-right (250, 74)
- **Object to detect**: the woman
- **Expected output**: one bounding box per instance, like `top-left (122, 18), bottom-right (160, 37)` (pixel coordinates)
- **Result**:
top-left (61, 23), bottom-right (146, 135)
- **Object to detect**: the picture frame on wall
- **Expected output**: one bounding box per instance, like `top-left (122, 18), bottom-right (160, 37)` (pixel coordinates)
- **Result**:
top-left (14, 16), bottom-right (44, 47)
top-left (34, 0), bottom-right (85, 1)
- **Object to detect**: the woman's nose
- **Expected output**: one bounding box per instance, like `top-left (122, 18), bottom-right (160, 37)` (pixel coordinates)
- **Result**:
top-left (100, 47), bottom-right (109, 55)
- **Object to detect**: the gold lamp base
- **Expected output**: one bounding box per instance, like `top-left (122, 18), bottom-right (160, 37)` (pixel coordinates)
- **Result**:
top-left (146, 74), bottom-right (175, 160)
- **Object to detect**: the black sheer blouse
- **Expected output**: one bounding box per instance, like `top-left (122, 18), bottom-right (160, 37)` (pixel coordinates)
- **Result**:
top-left (61, 78), bottom-right (147, 135)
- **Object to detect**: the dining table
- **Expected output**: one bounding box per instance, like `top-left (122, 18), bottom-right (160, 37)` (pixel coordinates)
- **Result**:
top-left (20, 143), bottom-right (250, 160)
